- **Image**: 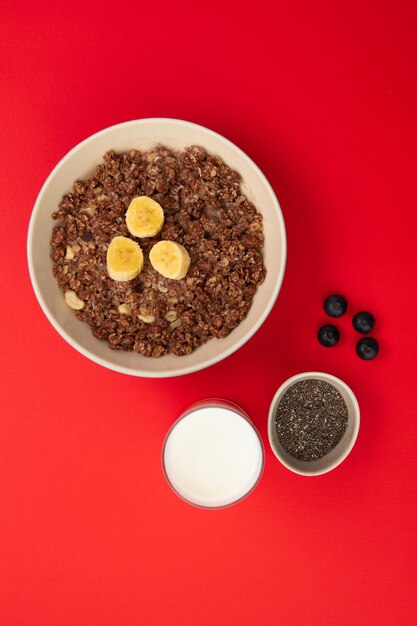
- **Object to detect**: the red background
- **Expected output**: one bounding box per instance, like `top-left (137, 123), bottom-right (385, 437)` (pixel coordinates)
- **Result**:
top-left (1, 1), bottom-right (417, 624)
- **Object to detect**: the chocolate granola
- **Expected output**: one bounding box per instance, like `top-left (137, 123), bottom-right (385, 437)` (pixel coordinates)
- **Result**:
top-left (51, 145), bottom-right (266, 357)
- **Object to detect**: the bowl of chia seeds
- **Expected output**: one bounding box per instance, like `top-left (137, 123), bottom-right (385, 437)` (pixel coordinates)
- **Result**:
top-left (268, 372), bottom-right (360, 476)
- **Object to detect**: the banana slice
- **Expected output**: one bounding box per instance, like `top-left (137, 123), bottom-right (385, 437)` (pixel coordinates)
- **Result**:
top-left (149, 240), bottom-right (191, 280)
top-left (126, 196), bottom-right (164, 238)
top-left (107, 236), bottom-right (144, 281)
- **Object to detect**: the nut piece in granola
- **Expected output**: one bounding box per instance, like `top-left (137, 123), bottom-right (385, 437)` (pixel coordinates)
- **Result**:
top-left (149, 240), bottom-right (191, 280)
top-left (64, 290), bottom-right (85, 310)
top-left (118, 304), bottom-right (132, 315)
top-left (138, 314), bottom-right (156, 324)
top-left (126, 196), bottom-right (164, 238)
top-left (65, 245), bottom-right (75, 260)
top-left (106, 236), bottom-right (144, 282)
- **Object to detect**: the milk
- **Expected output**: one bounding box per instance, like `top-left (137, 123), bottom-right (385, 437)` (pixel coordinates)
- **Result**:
top-left (163, 404), bottom-right (264, 508)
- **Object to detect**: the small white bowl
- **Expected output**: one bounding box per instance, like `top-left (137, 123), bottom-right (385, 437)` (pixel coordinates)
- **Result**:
top-left (268, 372), bottom-right (360, 476)
top-left (27, 118), bottom-right (286, 378)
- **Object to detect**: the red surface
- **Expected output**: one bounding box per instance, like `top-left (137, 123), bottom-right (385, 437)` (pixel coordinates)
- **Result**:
top-left (1, 1), bottom-right (417, 624)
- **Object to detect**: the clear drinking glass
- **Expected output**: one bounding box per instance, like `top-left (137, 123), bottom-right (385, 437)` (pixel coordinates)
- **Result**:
top-left (162, 399), bottom-right (264, 509)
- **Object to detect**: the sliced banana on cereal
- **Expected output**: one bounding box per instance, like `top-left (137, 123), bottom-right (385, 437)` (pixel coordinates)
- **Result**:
top-left (126, 196), bottom-right (164, 238)
top-left (149, 240), bottom-right (190, 280)
top-left (107, 236), bottom-right (144, 282)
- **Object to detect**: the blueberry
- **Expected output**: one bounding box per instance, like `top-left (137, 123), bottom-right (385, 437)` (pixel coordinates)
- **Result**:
top-left (353, 311), bottom-right (375, 334)
top-left (318, 324), bottom-right (340, 347)
top-left (324, 295), bottom-right (347, 318)
top-left (356, 337), bottom-right (379, 360)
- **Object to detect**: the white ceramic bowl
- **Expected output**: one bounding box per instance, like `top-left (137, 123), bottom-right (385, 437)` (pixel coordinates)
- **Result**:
top-left (27, 118), bottom-right (286, 377)
top-left (268, 372), bottom-right (360, 476)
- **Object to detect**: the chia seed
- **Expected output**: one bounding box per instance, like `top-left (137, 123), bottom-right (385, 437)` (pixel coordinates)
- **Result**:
top-left (275, 379), bottom-right (348, 461)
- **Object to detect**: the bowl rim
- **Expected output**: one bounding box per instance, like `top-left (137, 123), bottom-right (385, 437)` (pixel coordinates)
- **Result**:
top-left (27, 117), bottom-right (287, 377)
top-left (267, 371), bottom-right (360, 476)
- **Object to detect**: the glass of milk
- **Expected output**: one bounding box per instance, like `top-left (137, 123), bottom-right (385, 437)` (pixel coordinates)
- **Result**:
top-left (162, 399), bottom-right (264, 508)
